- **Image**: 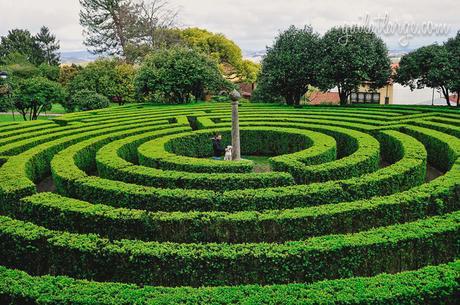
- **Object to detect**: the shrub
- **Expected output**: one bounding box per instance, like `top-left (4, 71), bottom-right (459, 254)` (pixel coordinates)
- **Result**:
top-left (66, 89), bottom-right (110, 112)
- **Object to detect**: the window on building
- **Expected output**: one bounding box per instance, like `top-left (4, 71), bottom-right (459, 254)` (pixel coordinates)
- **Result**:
top-left (350, 92), bottom-right (380, 104)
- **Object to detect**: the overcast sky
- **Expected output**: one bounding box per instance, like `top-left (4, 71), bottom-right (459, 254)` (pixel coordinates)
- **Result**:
top-left (0, 0), bottom-right (459, 52)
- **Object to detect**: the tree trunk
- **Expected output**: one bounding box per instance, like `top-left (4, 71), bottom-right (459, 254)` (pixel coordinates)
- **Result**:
top-left (337, 86), bottom-right (349, 106)
top-left (440, 86), bottom-right (451, 107)
top-left (111, 7), bottom-right (128, 57)
top-left (339, 92), bottom-right (349, 106)
top-left (285, 93), bottom-right (294, 106)
top-left (294, 94), bottom-right (301, 106)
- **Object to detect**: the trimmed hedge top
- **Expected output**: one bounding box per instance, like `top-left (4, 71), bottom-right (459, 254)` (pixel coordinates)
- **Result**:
top-left (0, 103), bottom-right (459, 303)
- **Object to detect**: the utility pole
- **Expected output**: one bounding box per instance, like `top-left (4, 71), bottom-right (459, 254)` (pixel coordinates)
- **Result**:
top-left (230, 89), bottom-right (241, 161)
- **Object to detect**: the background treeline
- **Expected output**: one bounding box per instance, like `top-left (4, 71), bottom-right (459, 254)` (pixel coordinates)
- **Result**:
top-left (253, 26), bottom-right (460, 107)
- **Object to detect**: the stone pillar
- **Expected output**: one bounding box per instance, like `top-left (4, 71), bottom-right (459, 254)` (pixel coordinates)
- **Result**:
top-left (230, 89), bottom-right (241, 161)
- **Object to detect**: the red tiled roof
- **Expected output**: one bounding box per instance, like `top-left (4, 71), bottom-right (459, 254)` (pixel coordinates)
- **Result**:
top-left (308, 92), bottom-right (340, 105)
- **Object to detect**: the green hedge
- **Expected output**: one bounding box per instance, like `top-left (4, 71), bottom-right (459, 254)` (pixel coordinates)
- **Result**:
top-left (50, 127), bottom-right (431, 212)
top-left (10, 163), bottom-right (458, 243)
top-left (96, 131), bottom-right (294, 191)
top-left (402, 125), bottom-right (458, 172)
top-left (0, 261), bottom-right (458, 304)
top-left (96, 127), bottom-right (335, 191)
top-left (0, 211), bottom-right (458, 287)
top-left (0, 118), bottom-right (181, 208)
top-left (270, 127), bottom-right (380, 184)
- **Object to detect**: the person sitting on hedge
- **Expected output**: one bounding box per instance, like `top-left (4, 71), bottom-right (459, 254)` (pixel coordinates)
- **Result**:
top-left (212, 133), bottom-right (225, 160)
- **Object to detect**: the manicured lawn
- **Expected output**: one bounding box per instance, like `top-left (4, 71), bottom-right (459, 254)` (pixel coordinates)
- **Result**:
top-left (243, 155), bottom-right (272, 172)
top-left (0, 114), bottom-right (53, 122)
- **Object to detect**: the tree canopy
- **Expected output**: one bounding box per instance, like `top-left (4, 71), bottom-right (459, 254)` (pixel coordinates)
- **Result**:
top-left (69, 59), bottom-right (136, 105)
top-left (253, 25), bottom-right (320, 106)
top-left (180, 28), bottom-right (259, 83)
top-left (135, 47), bottom-right (230, 103)
top-left (317, 26), bottom-right (391, 105)
top-left (65, 89), bottom-right (110, 112)
top-left (0, 28), bottom-right (60, 66)
top-left (79, 0), bottom-right (178, 61)
top-left (35, 26), bottom-right (60, 65)
top-left (12, 76), bottom-right (65, 120)
top-left (396, 43), bottom-right (457, 106)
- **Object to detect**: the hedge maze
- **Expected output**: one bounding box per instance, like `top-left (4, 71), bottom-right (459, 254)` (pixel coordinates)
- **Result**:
top-left (0, 103), bottom-right (459, 304)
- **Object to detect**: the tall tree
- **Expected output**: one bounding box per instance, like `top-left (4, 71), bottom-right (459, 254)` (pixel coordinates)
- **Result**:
top-left (0, 28), bottom-right (60, 66)
top-left (253, 25), bottom-right (320, 106)
top-left (35, 26), bottom-right (60, 65)
top-left (445, 31), bottom-right (460, 107)
top-left (0, 29), bottom-right (41, 65)
top-left (318, 26), bottom-right (391, 105)
top-left (396, 44), bottom-right (454, 106)
top-left (181, 28), bottom-right (245, 81)
top-left (79, 0), bottom-right (177, 59)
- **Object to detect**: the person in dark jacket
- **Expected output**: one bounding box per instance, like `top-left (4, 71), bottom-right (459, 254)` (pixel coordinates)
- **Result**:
top-left (212, 133), bottom-right (225, 159)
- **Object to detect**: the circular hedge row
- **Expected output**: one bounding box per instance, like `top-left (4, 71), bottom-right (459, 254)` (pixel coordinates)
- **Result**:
top-left (0, 103), bottom-right (459, 304)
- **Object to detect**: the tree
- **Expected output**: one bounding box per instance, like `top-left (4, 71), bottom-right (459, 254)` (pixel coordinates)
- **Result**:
top-left (69, 59), bottom-right (135, 105)
top-left (240, 60), bottom-right (260, 83)
top-left (35, 26), bottom-right (60, 65)
top-left (79, 0), bottom-right (178, 60)
top-left (396, 44), bottom-right (454, 106)
top-left (181, 28), bottom-right (245, 80)
top-left (445, 31), bottom-right (460, 107)
top-left (318, 26), bottom-right (391, 105)
top-left (251, 77), bottom-right (283, 103)
top-left (0, 28), bottom-right (60, 66)
top-left (38, 64), bottom-right (60, 81)
top-left (0, 78), bottom-right (13, 113)
top-left (135, 47), bottom-right (229, 103)
top-left (64, 89), bottom-right (110, 112)
top-left (254, 25), bottom-right (320, 106)
top-left (0, 53), bottom-right (39, 80)
top-left (0, 29), bottom-right (42, 65)
top-left (12, 77), bottom-right (65, 120)
top-left (59, 64), bottom-right (83, 88)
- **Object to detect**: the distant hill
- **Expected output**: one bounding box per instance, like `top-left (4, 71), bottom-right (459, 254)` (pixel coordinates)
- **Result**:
top-left (61, 48), bottom-right (412, 65)
top-left (60, 50), bottom-right (99, 65)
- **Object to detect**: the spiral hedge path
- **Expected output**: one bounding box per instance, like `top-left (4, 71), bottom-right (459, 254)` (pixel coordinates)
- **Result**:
top-left (0, 103), bottom-right (459, 304)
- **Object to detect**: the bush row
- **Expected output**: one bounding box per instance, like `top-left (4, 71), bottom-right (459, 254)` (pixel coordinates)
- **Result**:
top-left (138, 129), bottom-right (254, 173)
top-left (51, 128), bottom-right (430, 212)
top-left (270, 127), bottom-right (380, 183)
top-left (0, 113), bottom-right (170, 156)
top-left (0, 211), bottom-right (458, 287)
top-left (0, 118), bottom-right (181, 207)
top-left (0, 261), bottom-right (458, 304)
top-left (11, 162), bottom-right (458, 243)
top-left (96, 130), bottom-right (294, 191)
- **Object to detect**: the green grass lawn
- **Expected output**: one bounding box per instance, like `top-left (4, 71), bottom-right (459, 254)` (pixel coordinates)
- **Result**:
top-left (47, 103), bottom-right (67, 114)
top-left (0, 103), bottom-right (68, 122)
top-left (243, 155), bottom-right (272, 173)
top-left (205, 155), bottom-right (272, 173)
top-left (0, 114), bottom-right (54, 122)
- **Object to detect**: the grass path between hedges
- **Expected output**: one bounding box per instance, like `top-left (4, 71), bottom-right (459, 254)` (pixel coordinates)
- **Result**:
top-left (243, 155), bottom-right (272, 172)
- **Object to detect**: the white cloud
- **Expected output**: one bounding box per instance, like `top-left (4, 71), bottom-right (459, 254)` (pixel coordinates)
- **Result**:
top-left (0, 0), bottom-right (458, 52)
